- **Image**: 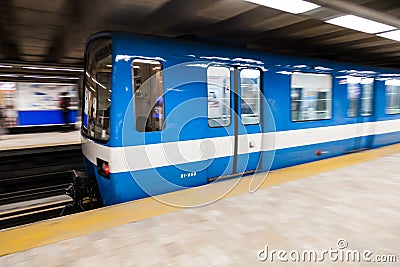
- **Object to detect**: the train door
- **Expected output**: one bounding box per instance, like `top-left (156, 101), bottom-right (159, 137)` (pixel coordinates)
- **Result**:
top-left (236, 68), bottom-right (262, 173)
top-left (206, 66), bottom-right (262, 180)
top-left (206, 65), bottom-right (235, 179)
top-left (347, 77), bottom-right (375, 151)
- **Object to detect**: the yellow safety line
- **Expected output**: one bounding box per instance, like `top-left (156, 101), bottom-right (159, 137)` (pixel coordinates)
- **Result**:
top-left (1, 143), bottom-right (400, 256)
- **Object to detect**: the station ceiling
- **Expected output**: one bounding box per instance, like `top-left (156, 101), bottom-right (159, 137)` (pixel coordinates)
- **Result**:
top-left (1, 0), bottom-right (400, 69)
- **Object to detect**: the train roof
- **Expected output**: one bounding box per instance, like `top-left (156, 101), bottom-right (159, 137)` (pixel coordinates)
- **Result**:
top-left (89, 31), bottom-right (400, 78)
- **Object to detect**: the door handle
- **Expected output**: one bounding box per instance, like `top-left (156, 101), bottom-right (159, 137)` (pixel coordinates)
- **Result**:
top-left (249, 141), bottom-right (255, 148)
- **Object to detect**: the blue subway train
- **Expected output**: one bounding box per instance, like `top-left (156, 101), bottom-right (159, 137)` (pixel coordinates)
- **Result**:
top-left (81, 32), bottom-right (400, 206)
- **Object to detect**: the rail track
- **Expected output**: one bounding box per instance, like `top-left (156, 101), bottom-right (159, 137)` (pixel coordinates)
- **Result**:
top-left (0, 144), bottom-right (98, 230)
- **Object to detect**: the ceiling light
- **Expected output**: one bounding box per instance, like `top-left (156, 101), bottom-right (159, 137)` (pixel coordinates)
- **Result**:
top-left (22, 66), bottom-right (83, 72)
top-left (244, 0), bottom-right (320, 14)
top-left (0, 74), bottom-right (18, 77)
top-left (22, 75), bottom-right (80, 80)
top-left (326, 15), bottom-right (396, 34)
top-left (0, 64), bottom-right (13, 68)
top-left (377, 30), bottom-right (400, 42)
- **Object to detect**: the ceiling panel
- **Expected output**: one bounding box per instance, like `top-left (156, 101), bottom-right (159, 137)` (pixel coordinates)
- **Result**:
top-left (0, 0), bottom-right (399, 68)
top-left (13, 0), bottom-right (65, 14)
top-left (196, 0), bottom-right (255, 21)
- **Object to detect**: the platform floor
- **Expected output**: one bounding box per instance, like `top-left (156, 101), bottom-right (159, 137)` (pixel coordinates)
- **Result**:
top-left (1, 145), bottom-right (399, 266)
top-left (0, 128), bottom-right (81, 151)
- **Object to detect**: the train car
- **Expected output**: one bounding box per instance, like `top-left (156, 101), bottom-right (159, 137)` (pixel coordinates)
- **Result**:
top-left (0, 81), bottom-right (79, 129)
top-left (81, 32), bottom-right (400, 206)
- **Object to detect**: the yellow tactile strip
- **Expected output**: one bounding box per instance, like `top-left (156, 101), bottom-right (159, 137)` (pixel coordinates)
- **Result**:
top-left (1, 143), bottom-right (400, 256)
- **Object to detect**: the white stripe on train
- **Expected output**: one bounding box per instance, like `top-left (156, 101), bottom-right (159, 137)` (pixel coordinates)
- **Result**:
top-left (82, 119), bottom-right (400, 173)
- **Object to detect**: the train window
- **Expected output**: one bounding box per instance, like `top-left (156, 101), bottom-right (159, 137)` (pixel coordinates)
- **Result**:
top-left (347, 77), bottom-right (374, 117)
top-left (207, 66), bottom-right (231, 127)
top-left (385, 79), bottom-right (400, 115)
top-left (291, 73), bottom-right (332, 122)
top-left (82, 38), bottom-right (112, 142)
top-left (240, 69), bottom-right (261, 125)
top-left (132, 59), bottom-right (164, 132)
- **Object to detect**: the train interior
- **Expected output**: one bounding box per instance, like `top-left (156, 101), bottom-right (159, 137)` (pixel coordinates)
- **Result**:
top-left (82, 38), bottom-right (112, 141)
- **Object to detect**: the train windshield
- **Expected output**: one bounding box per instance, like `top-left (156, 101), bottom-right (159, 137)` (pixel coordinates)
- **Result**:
top-left (82, 38), bottom-right (112, 142)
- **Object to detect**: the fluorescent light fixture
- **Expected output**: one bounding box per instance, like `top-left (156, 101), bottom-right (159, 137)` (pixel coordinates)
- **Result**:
top-left (0, 64), bottom-right (13, 68)
top-left (22, 75), bottom-right (80, 80)
top-left (326, 15), bottom-right (396, 34)
top-left (0, 74), bottom-right (18, 77)
top-left (22, 66), bottom-right (83, 72)
top-left (377, 30), bottom-right (400, 42)
top-left (91, 77), bottom-right (106, 89)
top-left (244, 0), bottom-right (320, 14)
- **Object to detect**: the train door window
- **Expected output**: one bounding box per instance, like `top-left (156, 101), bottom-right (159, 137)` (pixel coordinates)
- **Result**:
top-left (83, 38), bottom-right (112, 142)
top-left (240, 69), bottom-right (261, 125)
top-left (291, 73), bottom-right (332, 121)
top-left (207, 66), bottom-right (231, 127)
top-left (385, 79), bottom-right (400, 114)
top-left (132, 59), bottom-right (164, 132)
top-left (361, 78), bottom-right (374, 116)
top-left (347, 77), bottom-right (361, 117)
top-left (347, 77), bottom-right (374, 117)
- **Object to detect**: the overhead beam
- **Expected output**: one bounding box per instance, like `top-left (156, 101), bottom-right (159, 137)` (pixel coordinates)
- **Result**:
top-left (318, 36), bottom-right (388, 50)
top-left (198, 7), bottom-right (281, 37)
top-left (309, 0), bottom-right (400, 29)
top-left (46, 0), bottom-right (116, 63)
top-left (313, 37), bottom-right (398, 56)
top-left (248, 18), bottom-right (324, 44)
top-left (249, 30), bottom-right (400, 68)
top-left (137, 0), bottom-right (217, 34)
top-left (0, 0), bottom-right (20, 60)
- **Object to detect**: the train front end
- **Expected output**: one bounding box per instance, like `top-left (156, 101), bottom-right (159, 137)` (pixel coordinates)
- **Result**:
top-left (81, 34), bottom-right (162, 206)
top-left (81, 35), bottom-right (117, 206)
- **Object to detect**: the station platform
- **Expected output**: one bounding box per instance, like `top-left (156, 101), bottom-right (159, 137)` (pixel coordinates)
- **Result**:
top-left (1, 144), bottom-right (399, 266)
top-left (0, 128), bottom-right (81, 151)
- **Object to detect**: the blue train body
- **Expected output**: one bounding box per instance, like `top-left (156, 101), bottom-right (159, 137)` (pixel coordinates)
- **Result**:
top-left (81, 32), bottom-right (400, 206)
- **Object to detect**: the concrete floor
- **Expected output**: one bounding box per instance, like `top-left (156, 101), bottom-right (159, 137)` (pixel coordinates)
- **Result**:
top-left (1, 149), bottom-right (399, 266)
top-left (0, 129), bottom-right (81, 151)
